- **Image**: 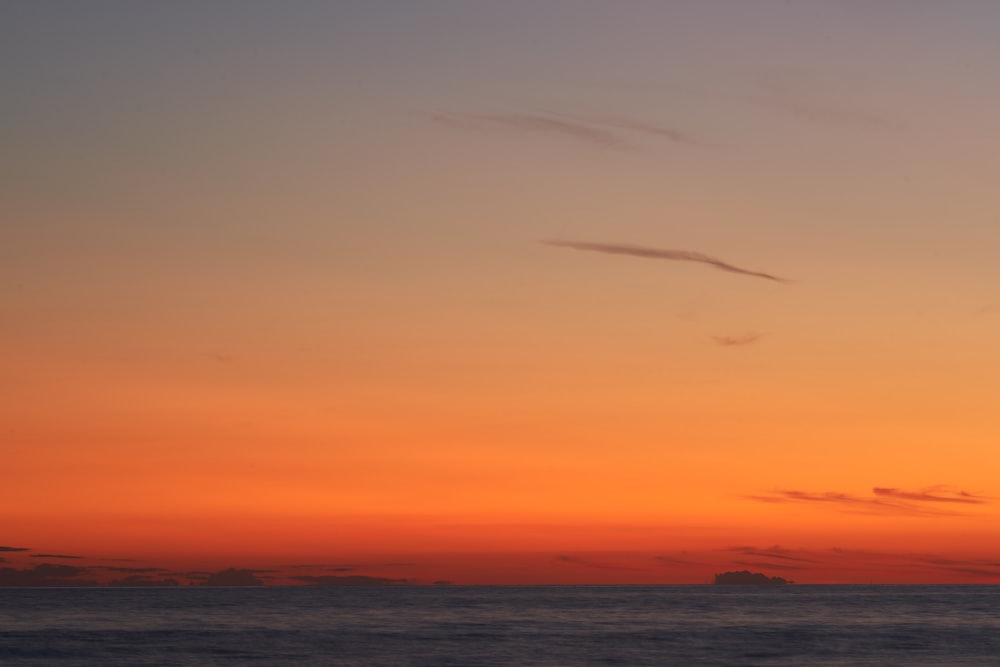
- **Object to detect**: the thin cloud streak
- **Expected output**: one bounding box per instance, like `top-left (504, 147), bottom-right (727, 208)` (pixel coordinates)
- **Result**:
top-left (543, 239), bottom-right (788, 283)
top-left (432, 112), bottom-right (623, 148)
top-left (712, 333), bottom-right (763, 346)
top-left (729, 546), bottom-right (815, 563)
top-left (873, 487), bottom-right (986, 504)
top-left (756, 88), bottom-right (892, 130)
top-left (746, 489), bottom-right (940, 516)
top-left (748, 486), bottom-right (990, 517)
top-left (29, 554), bottom-right (84, 560)
top-left (548, 112), bottom-right (712, 148)
top-left (596, 117), bottom-right (711, 147)
top-left (433, 110), bottom-right (710, 150)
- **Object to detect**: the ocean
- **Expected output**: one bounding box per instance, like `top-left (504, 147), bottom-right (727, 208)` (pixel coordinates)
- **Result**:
top-left (1, 585), bottom-right (998, 666)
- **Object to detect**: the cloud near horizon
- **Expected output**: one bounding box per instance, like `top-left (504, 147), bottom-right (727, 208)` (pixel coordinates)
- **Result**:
top-left (30, 553), bottom-right (84, 559)
top-left (92, 566), bottom-right (169, 573)
top-left (748, 486), bottom-right (989, 516)
top-left (733, 560), bottom-right (806, 571)
top-left (729, 546), bottom-right (816, 563)
top-left (542, 240), bottom-right (788, 283)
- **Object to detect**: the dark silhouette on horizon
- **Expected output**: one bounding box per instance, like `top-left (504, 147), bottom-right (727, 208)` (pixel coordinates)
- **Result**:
top-left (109, 574), bottom-right (181, 587)
top-left (291, 574), bottom-right (410, 586)
top-left (202, 568), bottom-right (265, 587)
top-left (714, 570), bottom-right (791, 585)
top-left (0, 563), bottom-right (99, 587)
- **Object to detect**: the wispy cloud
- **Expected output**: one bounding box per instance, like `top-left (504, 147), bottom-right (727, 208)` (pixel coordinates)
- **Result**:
top-left (543, 239), bottom-right (788, 283)
top-left (0, 546), bottom-right (30, 552)
top-left (752, 71), bottom-right (894, 130)
top-left (712, 333), bottom-right (763, 346)
top-left (432, 112), bottom-right (623, 148)
top-left (748, 486), bottom-right (990, 516)
top-left (434, 110), bottom-right (709, 150)
top-left (606, 118), bottom-right (705, 145)
top-left (873, 486), bottom-right (987, 504)
top-left (759, 92), bottom-right (891, 129)
top-left (555, 113), bottom-right (711, 147)
top-left (729, 546), bottom-right (815, 563)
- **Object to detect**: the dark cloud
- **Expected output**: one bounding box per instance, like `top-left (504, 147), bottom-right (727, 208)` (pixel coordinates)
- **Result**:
top-left (291, 575), bottom-right (409, 586)
top-left (29, 553), bottom-right (84, 559)
top-left (872, 487), bottom-right (987, 504)
top-left (542, 239), bottom-right (787, 283)
top-left (914, 556), bottom-right (1000, 569)
top-left (712, 333), bottom-right (763, 346)
top-left (0, 546), bottom-right (30, 552)
top-left (202, 568), bottom-right (265, 587)
top-left (432, 112), bottom-right (623, 148)
top-left (33, 563), bottom-right (87, 577)
top-left (91, 566), bottom-right (169, 573)
top-left (0, 564), bottom-right (97, 587)
top-left (108, 574), bottom-right (180, 587)
top-left (289, 562), bottom-right (415, 573)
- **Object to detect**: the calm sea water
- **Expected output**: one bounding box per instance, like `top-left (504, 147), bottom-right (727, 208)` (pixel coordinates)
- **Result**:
top-left (1, 585), bottom-right (998, 666)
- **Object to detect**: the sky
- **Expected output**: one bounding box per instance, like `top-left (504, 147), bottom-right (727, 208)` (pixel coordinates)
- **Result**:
top-left (3, 0), bottom-right (1000, 585)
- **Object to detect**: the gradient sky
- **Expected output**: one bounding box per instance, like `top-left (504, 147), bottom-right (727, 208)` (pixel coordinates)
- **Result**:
top-left (3, 0), bottom-right (1000, 585)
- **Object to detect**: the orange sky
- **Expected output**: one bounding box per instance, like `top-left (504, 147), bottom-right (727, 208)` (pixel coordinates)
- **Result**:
top-left (3, 1), bottom-right (1000, 585)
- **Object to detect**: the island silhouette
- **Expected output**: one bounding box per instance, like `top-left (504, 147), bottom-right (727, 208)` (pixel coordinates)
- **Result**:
top-left (714, 570), bottom-right (791, 585)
